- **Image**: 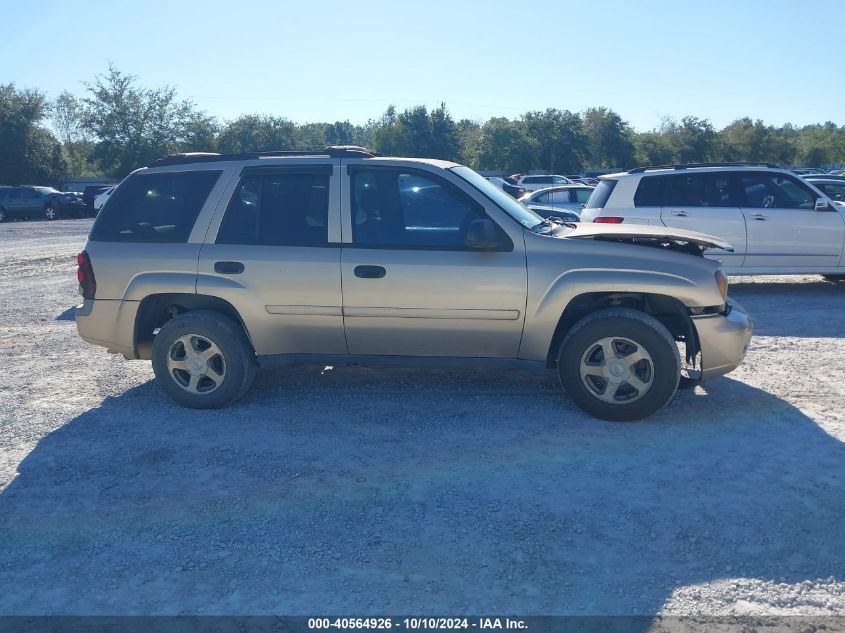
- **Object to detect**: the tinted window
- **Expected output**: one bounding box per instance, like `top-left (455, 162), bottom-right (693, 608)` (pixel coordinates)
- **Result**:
top-left (91, 170), bottom-right (221, 243)
top-left (817, 183), bottom-right (845, 201)
top-left (665, 173), bottom-right (735, 207)
top-left (533, 192), bottom-right (551, 203)
top-left (585, 179), bottom-right (617, 209)
top-left (633, 176), bottom-right (669, 207)
top-left (740, 173), bottom-right (815, 209)
top-left (351, 168), bottom-right (484, 248)
top-left (217, 170), bottom-right (330, 246)
top-left (22, 188), bottom-right (39, 199)
top-left (552, 176), bottom-right (568, 184)
top-left (8, 189), bottom-right (21, 200)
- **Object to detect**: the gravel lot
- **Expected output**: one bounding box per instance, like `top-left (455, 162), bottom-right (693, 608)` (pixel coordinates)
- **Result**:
top-left (0, 219), bottom-right (843, 616)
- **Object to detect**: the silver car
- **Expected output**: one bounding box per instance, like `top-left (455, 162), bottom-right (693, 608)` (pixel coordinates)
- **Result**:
top-left (519, 185), bottom-right (595, 216)
top-left (75, 147), bottom-right (752, 421)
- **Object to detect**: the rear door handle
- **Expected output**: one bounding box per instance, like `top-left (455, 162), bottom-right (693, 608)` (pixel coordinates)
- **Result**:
top-left (354, 265), bottom-right (386, 279)
top-left (214, 261), bottom-right (244, 274)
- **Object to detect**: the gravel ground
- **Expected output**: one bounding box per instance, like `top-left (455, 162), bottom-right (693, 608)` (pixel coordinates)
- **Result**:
top-left (0, 219), bottom-right (843, 616)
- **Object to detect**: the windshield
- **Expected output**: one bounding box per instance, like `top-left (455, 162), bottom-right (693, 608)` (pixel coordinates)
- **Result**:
top-left (450, 166), bottom-right (543, 229)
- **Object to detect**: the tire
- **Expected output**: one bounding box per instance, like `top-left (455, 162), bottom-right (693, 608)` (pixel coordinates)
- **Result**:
top-left (557, 308), bottom-right (681, 422)
top-left (151, 310), bottom-right (256, 409)
top-left (44, 204), bottom-right (58, 220)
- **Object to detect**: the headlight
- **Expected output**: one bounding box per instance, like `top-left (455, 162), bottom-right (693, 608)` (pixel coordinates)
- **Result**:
top-left (715, 270), bottom-right (728, 302)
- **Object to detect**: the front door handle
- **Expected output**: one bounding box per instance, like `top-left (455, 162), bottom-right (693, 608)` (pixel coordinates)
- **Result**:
top-left (214, 261), bottom-right (245, 274)
top-left (354, 265), bottom-right (386, 279)
top-left (671, 210), bottom-right (688, 217)
top-left (750, 213), bottom-right (767, 221)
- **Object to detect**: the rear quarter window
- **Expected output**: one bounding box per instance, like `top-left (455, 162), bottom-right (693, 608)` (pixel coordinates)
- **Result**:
top-left (90, 170), bottom-right (221, 243)
top-left (585, 179), bottom-right (617, 209)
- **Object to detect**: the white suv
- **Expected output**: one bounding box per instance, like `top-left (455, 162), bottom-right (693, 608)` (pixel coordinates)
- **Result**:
top-left (580, 162), bottom-right (845, 277)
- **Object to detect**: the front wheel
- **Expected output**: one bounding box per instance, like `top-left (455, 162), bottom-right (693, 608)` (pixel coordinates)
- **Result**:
top-left (44, 205), bottom-right (58, 220)
top-left (151, 310), bottom-right (256, 408)
top-left (557, 308), bottom-right (681, 421)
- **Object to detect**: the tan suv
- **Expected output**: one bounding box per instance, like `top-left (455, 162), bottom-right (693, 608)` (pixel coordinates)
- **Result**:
top-left (75, 146), bottom-right (752, 421)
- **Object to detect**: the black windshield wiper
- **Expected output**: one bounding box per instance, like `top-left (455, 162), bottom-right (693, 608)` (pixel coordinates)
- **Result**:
top-left (531, 217), bottom-right (576, 232)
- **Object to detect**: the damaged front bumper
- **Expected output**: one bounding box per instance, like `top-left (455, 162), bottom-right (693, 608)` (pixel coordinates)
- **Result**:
top-left (691, 299), bottom-right (753, 380)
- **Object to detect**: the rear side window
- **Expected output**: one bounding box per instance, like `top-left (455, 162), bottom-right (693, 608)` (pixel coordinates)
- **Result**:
top-left (91, 171), bottom-right (221, 243)
top-left (585, 179), bottom-right (617, 209)
top-left (217, 169), bottom-right (330, 246)
top-left (633, 176), bottom-right (669, 207)
top-left (665, 173), bottom-right (735, 208)
top-left (573, 188), bottom-right (593, 204)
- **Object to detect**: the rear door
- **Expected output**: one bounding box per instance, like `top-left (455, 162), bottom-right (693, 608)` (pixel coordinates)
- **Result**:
top-left (739, 171), bottom-right (845, 269)
top-left (658, 172), bottom-right (747, 268)
top-left (4, 188), bottom-right (24, 217)
top-left (198, 161), bottom-right (346, 356)
top-left (339, 162), bottom-right (527, 358)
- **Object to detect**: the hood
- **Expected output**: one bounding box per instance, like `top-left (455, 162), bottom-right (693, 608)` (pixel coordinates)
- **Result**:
top-left (563, 223), bottom-right (733, 252)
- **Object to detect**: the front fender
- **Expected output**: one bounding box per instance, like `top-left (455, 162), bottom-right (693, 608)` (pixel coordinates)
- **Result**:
top-left (519, 267), bottom-right (718, 362)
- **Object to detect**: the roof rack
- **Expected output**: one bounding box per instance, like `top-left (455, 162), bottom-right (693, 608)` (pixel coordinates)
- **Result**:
top-left (147, 145), bottom-right (376, 167)
top-left (627, 162), bottom-right (780, 174)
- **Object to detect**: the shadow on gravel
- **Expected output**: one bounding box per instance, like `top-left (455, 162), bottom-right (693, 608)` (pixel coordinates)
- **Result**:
top-left (730, 279), bottom-right (845, 337)
top-left (0, 368), bottom-right (842, 618)
top-left (55, 306), bottom-right (76, 321)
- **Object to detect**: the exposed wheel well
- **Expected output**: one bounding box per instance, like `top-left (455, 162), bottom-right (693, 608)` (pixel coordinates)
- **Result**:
top-left (546, 292), bottom-right (699, 368)
top-left (134, 293), bottom-right (251, 360)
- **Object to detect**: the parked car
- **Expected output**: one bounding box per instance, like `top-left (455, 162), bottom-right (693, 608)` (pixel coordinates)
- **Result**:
top-left (0, 186), bottom-right (80, 221)
top-left (516, 174), bottom-right (573, 192)
top-left (93, 186), bottom-right (116, 212)
top-left (83, 185), bottom-right (114, 214)
top-left (803, 178), bottom-right (845, 203)
top-left (521, 204), bottom-right (580, 223)
top-left (519, 185), bottom-right (595, 214)
top-left (75, 146), bottom-right (751, 421)
top-left (792, 168), bottom-right (827, 175)
top-left (580, 162), bottom-right (845, 279)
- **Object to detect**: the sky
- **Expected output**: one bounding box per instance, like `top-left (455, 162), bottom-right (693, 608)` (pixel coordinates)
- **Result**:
top-left (2, 0), bottom-right (843, 131)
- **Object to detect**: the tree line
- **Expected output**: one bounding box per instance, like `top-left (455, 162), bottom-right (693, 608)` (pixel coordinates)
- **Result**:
top-left (2, 66), bottom-right (844, 186)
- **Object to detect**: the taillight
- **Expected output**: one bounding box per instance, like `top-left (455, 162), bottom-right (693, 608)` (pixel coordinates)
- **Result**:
top-left (594, 216), bottom-right (624, 224)
top-left (77, 251), bottom-right (96, 299)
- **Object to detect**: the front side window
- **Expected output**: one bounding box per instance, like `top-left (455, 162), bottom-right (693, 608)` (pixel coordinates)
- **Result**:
top-left (740, 173), bottom-right (815, 209)
top-left (351, 168), bottom-right (485, 248)
top-left (8, 189), bottom-right (21, 200)
top-left (22, 188), bottom-right (39, 199)
top-left (532, 192), bottom-right (551, 203)
top-left (217, 170), bottom-right (330, 246)
top-left (90, 170), bottom-right (221, 243)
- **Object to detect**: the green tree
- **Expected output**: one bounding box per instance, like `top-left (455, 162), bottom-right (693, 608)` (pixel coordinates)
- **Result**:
top-left (82, 66), bottom-right (216, 176)
top-left (521, 109), bottom-right (585, 173)
top-left (581, 107), bottom-right (635, 169)
top-left (371, 104), bottom-right (461, 160)
top-left (474, 117), bottom-right (533, 172)
top-left (217, 115), bottom-right (297, 153)
top-left (0, 83), bottom-right (66, 186)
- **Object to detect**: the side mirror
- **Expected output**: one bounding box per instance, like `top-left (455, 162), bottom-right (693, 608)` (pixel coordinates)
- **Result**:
top-left (465, 218), bottom-right (502, 250)
top-left (815, 197), bottom-right (830, 211)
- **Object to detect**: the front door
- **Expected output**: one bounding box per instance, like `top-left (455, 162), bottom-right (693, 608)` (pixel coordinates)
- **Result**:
top-left (340, 164), bottom-right (527, 358)
top-left (738, 172), bottom-right (845, 270)
top-left (198, 162), bottom-right (347, 356)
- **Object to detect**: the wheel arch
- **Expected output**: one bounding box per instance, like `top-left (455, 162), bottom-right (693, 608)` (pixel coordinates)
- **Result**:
top-left (134, 292), bottom-right (253, 360)
top-left (545, 291), bottom-right (699, 368)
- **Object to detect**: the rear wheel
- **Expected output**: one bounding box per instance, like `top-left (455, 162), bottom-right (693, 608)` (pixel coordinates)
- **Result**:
top-left (152, 310), bottom-right (256, 408)
top-left (557, 308), bottom-right (681, 421)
